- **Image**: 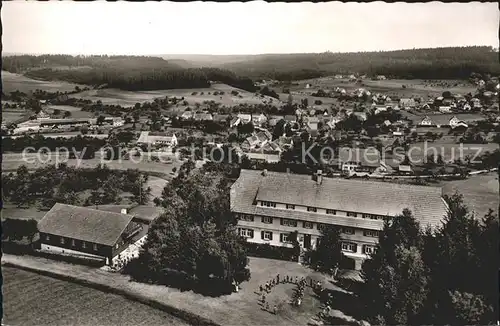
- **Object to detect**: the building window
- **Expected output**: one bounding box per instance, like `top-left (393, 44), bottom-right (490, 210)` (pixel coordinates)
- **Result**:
top-left (363, 245), bottom-right (376, 255)
top-left (317, 223), bottom-right (326, 231)
top-left (261, 216), bottom-right (273, 224)
top-left (326, 209), bottom-right (337, 215)
top-left (60, 237), bottom-right (65, 245)
top-left (307, 207), bottom-right (317, 212)
top-left (82, 241), bottom-right (86, 249)
top-left (46, 235), bottom-right (50, 241)
top-left (303, 221), bottom-right (313, 229)
top-left (362, 214), bottom-right (379, 220)
top-left (342, 227), bottom-right (355, 235)
top-left (93, 244), bottom-right (98, 251)
top-left (363, 230), bottom-right (379, 238)
top-left (260, 201), bottom-right (276, 208)
top-left (239, 228), bottom-right (254, 238)
top-left (71, 239), bottom-right (76, 247)
top-left (115, 243), bottom-right (119, 249)
top-left (240, 214), bottom-right (254, 222)
top-left (341, 242), bottom-right (357, 253)
top-left (347, 212), bottom-right (358, 218)
top-left (280, 233), bottom-right (291, 243)
top-left (262, 231), bottom-right (273, 241)
top-left (286, 204), bottom-right (295, 210)
top-left (280, 218), bottom-right (298, 227)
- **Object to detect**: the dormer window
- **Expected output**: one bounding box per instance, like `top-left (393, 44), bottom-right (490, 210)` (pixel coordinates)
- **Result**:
top-left (260, 201), bottom-right (276, 208)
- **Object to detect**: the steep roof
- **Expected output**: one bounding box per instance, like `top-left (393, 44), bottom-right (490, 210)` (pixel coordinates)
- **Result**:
top-left (38, 203), bottom-right (135, 246)
top-left (231, 170), bottom-right (448, 230)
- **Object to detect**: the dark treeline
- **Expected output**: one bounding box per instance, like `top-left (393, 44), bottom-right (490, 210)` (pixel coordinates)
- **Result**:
top-left (223, 46), bottom-right (500, 80)
top-left (2, 135), bottom-right (107, 153)
top-left (3, 55), bottom-right (256, 92)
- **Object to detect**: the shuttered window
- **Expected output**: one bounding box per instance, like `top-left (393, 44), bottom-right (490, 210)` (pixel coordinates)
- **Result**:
top-left (261, 231), bottom-right (273, 241)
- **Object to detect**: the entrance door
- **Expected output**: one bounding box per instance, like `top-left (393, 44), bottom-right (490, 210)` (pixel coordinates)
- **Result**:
top-left (303, 234), bottom-right (311, 249)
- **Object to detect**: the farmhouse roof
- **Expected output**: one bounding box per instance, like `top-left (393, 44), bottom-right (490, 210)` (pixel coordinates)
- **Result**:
top-left (38, 203), bottom-right (134, 246)
top-left (137, 131), bottom-right (176, 144)
top-left (237, 114), bottom-right (252, 123)
top-left (231, 169), bottom-right (448, 230)
top-left (243, 152), bottom-right (280, 162)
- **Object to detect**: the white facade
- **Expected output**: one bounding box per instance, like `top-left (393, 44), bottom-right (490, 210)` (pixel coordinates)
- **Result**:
top-left (236, 200), bottom-right (382, 268)
top-left (41, 243), bottom-right (112, 265)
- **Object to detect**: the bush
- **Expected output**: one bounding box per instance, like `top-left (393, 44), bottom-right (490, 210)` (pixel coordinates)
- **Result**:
top-left (244, 242), bottom-right (296, 261)
top-left (314, 100), bottom-right (323, 105)
top-left (231, 90), bottom-right (239, 96)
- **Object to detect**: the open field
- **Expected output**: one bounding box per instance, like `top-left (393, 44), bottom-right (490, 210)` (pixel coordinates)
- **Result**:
top-left (70, 83), bottom-right (282, 107)
top-left (146, 175), bottom-right (169, 202)
top-left (2, 71), bottom-right (85, 94)
top-left (3, 254), bottom-right (360, 326)
top-left (3, 133), bottom-right (109, 140)
top-left (1, 205), bottom-right (48, 222)
top-left (293, 77), bottom-right (477, 98)
top-left (45, 104), bottom-right (95, 118)
top-left (440, 172), bottom-right (499, 217)
top-left (3, 110), bottom-right (29, 124)
top-left (2, 153), bottom-right (181, 179)
top-left (404, 141), bottom-right (499, 163)
top-left (2, 266), bottom-right (187, 326)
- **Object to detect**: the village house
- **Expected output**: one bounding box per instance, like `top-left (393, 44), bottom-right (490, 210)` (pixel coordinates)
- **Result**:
top-left (251, 113), bottom-right (268, 126)
top-left (376, 75), bottom-right (387, 80)
top-left (237, 113), bottom-right (252, 124)
top-left (418, 115), bottom-right (468, 129)
top-left (230, 116), bottom-right (241, 128)
top-left (439, 106), bottom-right (452, 113)
top-left (231, 169), bottom-right (448, 270)
top-left (335, 148), bottom-right (391, 175)
top-left (243, 152), bottom-right (281, 163)
top-left (181, 110), bottom-right (194, 120)
top-left (419, 115), bottom-right (434, 126)
top-left (193, 112), bottom-right (214, 121)
top-left (399, 98), bottom-right (416, 109)
top-left (137, 131), bottom-right (178, 147)
top-left (471, 98), bottom-right (482, 110)
top-left (38, 203), bottom-right (142, 266)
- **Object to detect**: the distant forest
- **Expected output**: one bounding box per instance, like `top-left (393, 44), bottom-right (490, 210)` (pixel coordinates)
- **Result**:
top-left (222, 46), bottom-right (500, 81)
top-left (2, 47), bottom-right (499, 92)
top-left (1, 55), bottom-right (256, 92)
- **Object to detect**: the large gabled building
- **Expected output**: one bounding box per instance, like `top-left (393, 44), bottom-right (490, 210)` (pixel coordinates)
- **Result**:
top-left (38, 203), bottom-right (142, 265)
top-left (230, 169), bottom-right (448, 269)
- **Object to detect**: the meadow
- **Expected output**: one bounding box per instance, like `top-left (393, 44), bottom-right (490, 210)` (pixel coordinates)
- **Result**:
top-left (70, 83), bottom-right (281, 107)
top-left (2, 266), bottom-right (187, 326)
top-left (2, 71), bottom-right (84, 94)
top-left (440, 172), bottom-right (499, 217)
top-left (2, 152), bottom-right (181, 180)
top-left (3, 110), bottom-right (29, 124)
top-left (293, 77), bottom-right (477, 98)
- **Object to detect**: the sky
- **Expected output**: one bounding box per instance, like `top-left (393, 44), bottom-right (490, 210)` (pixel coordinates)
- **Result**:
top-left (2, 1), bottom-right (498, 55)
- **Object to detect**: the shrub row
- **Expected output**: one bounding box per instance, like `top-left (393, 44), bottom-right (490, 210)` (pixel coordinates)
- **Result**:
top-left (244, 242), bottom-right (296, 261)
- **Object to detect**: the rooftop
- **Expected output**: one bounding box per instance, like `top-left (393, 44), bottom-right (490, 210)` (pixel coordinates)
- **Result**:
top-left (38, 203), bottom-right (135, 246)
top-left (231, 169), bottom-right (448, 230)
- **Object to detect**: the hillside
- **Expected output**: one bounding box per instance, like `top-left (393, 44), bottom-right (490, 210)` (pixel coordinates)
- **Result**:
top-left (2, 55), bottom-right (256, 92)
top-left (200, 46), bottom-right (500, 81)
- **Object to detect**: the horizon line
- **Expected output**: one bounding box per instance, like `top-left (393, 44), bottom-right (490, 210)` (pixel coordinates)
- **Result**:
top-left (2, 45), bottom-right (498, 57)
